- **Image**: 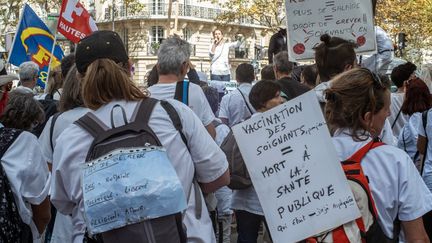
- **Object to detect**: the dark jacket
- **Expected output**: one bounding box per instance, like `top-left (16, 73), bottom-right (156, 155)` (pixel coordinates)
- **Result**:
top-left (276, 77), bottom-right (310, 101)
top-left (268, 29), bottom-right (287, 64)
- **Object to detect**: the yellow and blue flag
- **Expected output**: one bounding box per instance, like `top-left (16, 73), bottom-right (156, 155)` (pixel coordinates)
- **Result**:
top-left (8, 4), bottom-right (64, 88)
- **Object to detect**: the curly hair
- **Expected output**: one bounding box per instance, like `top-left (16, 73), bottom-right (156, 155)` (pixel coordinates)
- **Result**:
top-left (0, 91), bottom-right (45, 130)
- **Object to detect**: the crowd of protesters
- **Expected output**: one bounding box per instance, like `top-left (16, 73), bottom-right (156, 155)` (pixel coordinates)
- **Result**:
top-left (1, 27), bottom-right (432, 243)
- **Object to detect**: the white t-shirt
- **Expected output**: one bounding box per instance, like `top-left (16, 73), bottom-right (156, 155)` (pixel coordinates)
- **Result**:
top-left (389, 92), bottom-right (409, 136)
top-left (39, 107), bottom-right (90, 163)
top-left (397, 112), bottom-right (421, 163)
top-left (0, 125), bottom-right (51, 242)
top-left (219, 83), bottom-right (255, 127)
top-left (148, 82), bottom-right (215, 126)
top-left (209, 41), bottom-right (241, 76)
top-left (417, 109), bottom-right (432, 192)
top-left (35, 89), bottom-right (62, 101)
top-left (333, 129), bottom-right (432, 239)
top-left (50, 99), bottom-right (228, 243)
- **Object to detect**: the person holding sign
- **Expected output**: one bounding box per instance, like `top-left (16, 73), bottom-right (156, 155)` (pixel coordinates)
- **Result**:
top-left (325, 68), bottom-right (432, 241)
top-left (231, 80), bottom-right (284, 243)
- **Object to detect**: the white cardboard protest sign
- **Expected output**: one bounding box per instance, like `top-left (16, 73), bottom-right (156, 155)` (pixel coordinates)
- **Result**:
top-left (232, 91), bottom-right (360, 242)
top-left (285, 0), bottom-right (376, 61)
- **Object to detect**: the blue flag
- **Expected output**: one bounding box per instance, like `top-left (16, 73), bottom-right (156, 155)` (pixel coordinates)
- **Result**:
top-left (8, 4), bottom-right (64, 88)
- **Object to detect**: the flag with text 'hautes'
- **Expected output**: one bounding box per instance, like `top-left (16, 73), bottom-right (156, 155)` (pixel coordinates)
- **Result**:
top-left (58, 0), bottom-right (98, 43)
top-left (8, 4), bottom-right (64, 88)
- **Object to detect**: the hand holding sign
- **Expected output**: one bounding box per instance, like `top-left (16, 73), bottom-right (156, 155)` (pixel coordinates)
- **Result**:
top-left (232, 91), bottom-right (360, 242)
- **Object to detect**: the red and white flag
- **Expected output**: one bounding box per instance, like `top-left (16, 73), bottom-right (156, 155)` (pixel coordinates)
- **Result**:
top-left (57, 0), bottom-right (98, 43)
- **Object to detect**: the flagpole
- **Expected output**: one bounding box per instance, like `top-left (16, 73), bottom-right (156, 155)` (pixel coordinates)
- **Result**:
top-left (7, 4), bottom-right (27, 64)
top-left (45, 33), bottom-right (58, 92)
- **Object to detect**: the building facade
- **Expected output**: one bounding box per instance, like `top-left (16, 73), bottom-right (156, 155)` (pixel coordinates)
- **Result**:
top-left (88, 0), bottom-right (273, 84)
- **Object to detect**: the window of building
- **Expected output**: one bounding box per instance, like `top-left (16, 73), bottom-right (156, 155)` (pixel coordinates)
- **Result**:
top-left (151, 26), bottom-right (165, 44)
top-left (183, 28), bottom-right (192, 42)
top-left (150, 0), bottom-right (165, 15)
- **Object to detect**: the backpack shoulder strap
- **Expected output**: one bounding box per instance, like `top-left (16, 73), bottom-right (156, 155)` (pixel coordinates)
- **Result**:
top-left (174, 81), bottom-right (189, 106)
top-left (345, 140), bottom-right (385, 163)
top-left (238, 88), bottom-right (253, 115)
top-left (0, 128), bottom-right (23, 158)
top-left (421, 110), bottom-right (429, 175)
top-left (160, 100), bottom-right (189, 149)
top-left (50, 112), bottom-right (62, 151)
top-left (74, 112), bottom-right (107, 138)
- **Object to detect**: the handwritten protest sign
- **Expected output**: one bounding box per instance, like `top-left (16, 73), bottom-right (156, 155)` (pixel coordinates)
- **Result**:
top-left (285, 0), bottom-right (376, 61)
top-left (82, 147), bottom-right (187, 234)
top-left (232, 91), bottom-right (360, 242)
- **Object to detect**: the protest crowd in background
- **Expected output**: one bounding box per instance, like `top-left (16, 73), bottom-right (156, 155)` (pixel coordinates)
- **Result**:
top-left (2, 1), bottom-right (432, 243)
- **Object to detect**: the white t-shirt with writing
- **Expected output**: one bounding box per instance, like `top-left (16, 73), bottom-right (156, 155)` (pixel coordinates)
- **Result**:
top-left (148, 82), bottom-right (215, 126)
top-left (50, 99), bottom-right (228, 243)
top-left (333, 129), bottom-right (432, 239)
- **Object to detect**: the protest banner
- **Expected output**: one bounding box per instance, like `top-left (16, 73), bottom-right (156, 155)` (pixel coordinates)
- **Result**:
top-left (232, 91), bottom-right (360, 242)
top-left (58, 0), bottom-right (98, 44)
top-left (285, 0), bottom-right (376, 61)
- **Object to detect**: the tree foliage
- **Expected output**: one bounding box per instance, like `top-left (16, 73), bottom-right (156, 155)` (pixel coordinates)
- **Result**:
top-left (375, 0), bottom-right (432, 62)
top-left (214, 0), bottom-right (285, 31)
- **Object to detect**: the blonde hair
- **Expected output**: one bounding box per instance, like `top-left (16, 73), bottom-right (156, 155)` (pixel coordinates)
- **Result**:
top-left (324, 68), bottom-right (389, 141)
top-left (82, 59), bottom-right (148, 110)
top-left (46, 66), bottom-right (63, 95)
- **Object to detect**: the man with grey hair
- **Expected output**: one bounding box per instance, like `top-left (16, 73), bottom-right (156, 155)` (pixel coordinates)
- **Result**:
top-left (148, 36), bottom-right (216, 138)
top-left (273, 51), bottom-right (310, 101)
top-left (16, 61), bottom-right (39, 95)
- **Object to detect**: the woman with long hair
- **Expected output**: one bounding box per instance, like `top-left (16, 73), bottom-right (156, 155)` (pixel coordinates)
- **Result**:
top-left (326, 68), bottom-right (431, 242)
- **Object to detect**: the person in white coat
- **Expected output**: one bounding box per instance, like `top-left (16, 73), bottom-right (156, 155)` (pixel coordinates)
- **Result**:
top-left (326, 68), bottom-right (432, 242)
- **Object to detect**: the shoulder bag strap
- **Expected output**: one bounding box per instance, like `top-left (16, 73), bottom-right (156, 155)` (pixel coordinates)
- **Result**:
top-left (50, 112), bottom-right (62, 151)
top-left (238, 88), bottom-right (254, 115)
top-left (421, 110), bottom-right (429, 175)
top-left (391, 108), bottom-right (403, 129)
top-left (160, 100), bottom-right (202, 219)
top-left (174, 81), bottom-right (189, 106)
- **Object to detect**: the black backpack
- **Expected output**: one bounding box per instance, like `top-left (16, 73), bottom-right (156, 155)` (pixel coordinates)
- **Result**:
top-left (0, 128), bottom-right (32, 243)
top-left (33, 93), bottom-right (59, 137)
top-left (75, 98), bottom-right (189, 243)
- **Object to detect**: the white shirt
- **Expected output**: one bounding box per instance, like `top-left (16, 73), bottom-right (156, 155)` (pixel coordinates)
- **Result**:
top-left (38, 107), bottom-right (90, 164)
top-left (35, 89), bottom-right (62, 101)
top-left (209, 41), bottom-right (241, 76)
top-left (389, 92), bottom-right (409, 136)
top-left (417, 109), bottom-right (432, 192)
top-left (14, 86), bottom-right (36, 95)
top-left (397, 112), bottom-right (421, 163)
top-left (219, 83), bottom-right (255, 127)
top-left (148, 82), bottom-right (215, 126)
top-left (0, 125), bottom-right (51, 242)
top-left (333, 129), bottom-right (432, 239)
top-left (50, 99), bottom-right (228, 243)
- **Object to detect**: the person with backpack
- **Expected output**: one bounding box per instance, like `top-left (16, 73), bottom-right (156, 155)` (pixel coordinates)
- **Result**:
top-left (219, 63), bottom-right (256, 127)
top-left (230, 80), bottom-right (284, 243)
top-left (396, 77), bottom-right (432, 170)
top-left (0, 93), bottom-right (51, 242)
top-left (50, 31), bottom-right (229, 243)
top-left (148, 38), bottom-right (216, 138)
top-left (324, 68), bottom-right (431, 242)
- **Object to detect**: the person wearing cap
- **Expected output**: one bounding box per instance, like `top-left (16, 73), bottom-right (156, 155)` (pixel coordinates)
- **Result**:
top-left (389, 62), bottom-right (417, 136)
top-left (15, 61), bottom-right (39, 95)
top-left (148, 36), bottom-right (217, 138)
top-left (50, 30), bottom-right (229, 243)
